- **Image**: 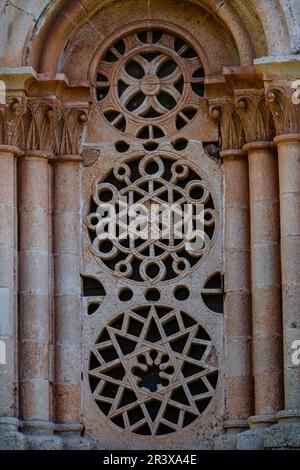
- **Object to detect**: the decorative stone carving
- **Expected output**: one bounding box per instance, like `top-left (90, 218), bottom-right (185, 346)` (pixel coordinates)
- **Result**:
top-left (0, 97), bottom-right (90, 155)
top-left (59, 106), bottom-right (89, 155)
top-left (265, 84), bottom-right (300, 135)
top-left (235, 90), bottom-right (275, 143)
top-left (0, 97), bottom-right (27, 148)
top-left (88, 305), bottom-right (218, 436)
top-left (85, 152), bottom-right (217, 283)
top-left (209, 99), bottom-right (245, 151)
top-left (25, 99), bottom-right (61, 153)
top-left (94, 27), bottom-right (205, 140)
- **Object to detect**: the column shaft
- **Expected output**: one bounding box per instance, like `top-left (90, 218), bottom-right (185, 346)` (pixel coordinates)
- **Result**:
top-left (53, 156), bottom-right (82, 427)
top-left (221, 150), bottom-right (252, 431)
top-left (0, 146), bottom-right (18, 425)
top-left (245, 142), bottom-right (283, 423)
top-left (19, 152), bottom-right (52, 423)
top-left (276, 135), bottom-right (300, 419)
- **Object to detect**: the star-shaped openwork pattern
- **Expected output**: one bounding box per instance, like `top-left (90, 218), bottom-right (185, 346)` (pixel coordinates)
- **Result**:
top-left (94, 28), bottom-right (205, 139)
top-left (85, 153), bottom-right (216, 283)
top-left (89, 305), bottom-right (218, 436)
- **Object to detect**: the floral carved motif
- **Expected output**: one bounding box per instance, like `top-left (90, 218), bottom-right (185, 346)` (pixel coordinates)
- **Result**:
top-left (95, 28), bottom-right (205, 140)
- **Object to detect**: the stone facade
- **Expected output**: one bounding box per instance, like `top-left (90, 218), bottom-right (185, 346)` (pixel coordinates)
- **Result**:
top-left (0, 0), bottom-right (299, 450)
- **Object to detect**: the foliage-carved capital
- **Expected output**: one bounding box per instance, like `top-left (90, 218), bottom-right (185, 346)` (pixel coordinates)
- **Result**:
top-left (58, 105), bottom-right (90, 156)
top-left (0, 96), bottom-right (27, 148)
top-left (234, 89), bottom-right (275, 143)
top-left (209, 98), bottom-right (245, 152)
top-left (265, 82), bottom-right (300, 135)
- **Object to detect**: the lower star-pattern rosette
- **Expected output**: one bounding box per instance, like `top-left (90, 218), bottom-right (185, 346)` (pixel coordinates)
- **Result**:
top-left (89, 305), bottom-right (218, 435)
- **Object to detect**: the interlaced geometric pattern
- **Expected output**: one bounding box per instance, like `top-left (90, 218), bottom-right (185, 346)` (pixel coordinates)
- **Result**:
top-left (94, 28), bottom-right (205, 139)
top-left (86, 154), bottom-right (216, 282)
top-left (88, 305), bottom-right (218, 435)
top-left (86, 153), bottom-right (216, 283)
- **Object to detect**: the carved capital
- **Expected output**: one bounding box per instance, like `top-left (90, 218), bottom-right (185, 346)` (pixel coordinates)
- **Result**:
top-left (58, 106), bottom-right (90, 156)
top-left (0, 96), bottom-right (90, 155)
top-left (25, 99), bottom-right (61, 153)
top-left (209, 98), bottom-right (245, 151)
top-left (234, 90), bottom-right (275, 143)
top-left (265, 83), bottom-right (300, 135)
top-left (0, 96), bottom-right (27, 148)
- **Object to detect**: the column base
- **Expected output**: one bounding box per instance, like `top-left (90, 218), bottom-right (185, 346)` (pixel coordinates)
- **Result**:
top-left (248, 414), bottom-right (277, 428)
top-left (263, 410), bottom-right (300, 449)
top-left (277, 409), bottom-right (300, 423)
top-left (236, 415), bottom-right (276, 450)
top-left (224, 418), bottom-right (249, 433)
top-left (0, 417), bottom-right (25, 450)
top-left (21, 420), bottom-right (62, 450)
top-left (55, 423), bottom-right (90, 450)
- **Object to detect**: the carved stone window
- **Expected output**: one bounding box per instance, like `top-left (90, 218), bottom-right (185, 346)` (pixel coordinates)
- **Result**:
top-left (94, 28), bottom-right (205, 140)
top-left (83, 21), bottom-right (222, 445)
top-left (88, 305), bottom-right (218, 436)
top-left (85, 152), bottom-right (216, 283)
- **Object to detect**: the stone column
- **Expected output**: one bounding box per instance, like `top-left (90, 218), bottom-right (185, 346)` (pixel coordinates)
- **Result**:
top-left (276, 134), bottom-right (300, 421)
top-left (53, 154), bottom-right (89, 449)
top-left (209, 102), bottom-right (253, 449)
top-left (19, 150), bottom-right (61, 449)
top-left (244, 141), bottom-right (282, 427)
top-left (233, 91), bottom-right (283, 449)
top-left (221, 150), bottom-right (253, 435)
top-left (53, 107), bottom-right (89, 448)
top-left (262, 83), bottom-right (300, 448)
top-left (0, 145), bottom-right (24, 449)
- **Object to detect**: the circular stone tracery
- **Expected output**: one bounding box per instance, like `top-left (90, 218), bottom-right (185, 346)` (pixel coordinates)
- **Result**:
top-left (88, 305), bottom-right (218, 436)
top-left (94, 28), bottom-right (205, 139)
top-left (85, 153), bottom-right (216, 283)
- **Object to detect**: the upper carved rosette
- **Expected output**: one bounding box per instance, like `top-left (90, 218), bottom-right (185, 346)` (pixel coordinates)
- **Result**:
top-left (95, 27), bottom-right (205, 140)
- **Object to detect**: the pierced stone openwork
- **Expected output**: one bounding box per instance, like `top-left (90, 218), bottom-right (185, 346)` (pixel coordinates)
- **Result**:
top-left (85, 152), bottom-right (216, 283)
top-left (94, 28), bottom-right (205, 139)
top-left (88, 305), bottom-right (218, 436)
